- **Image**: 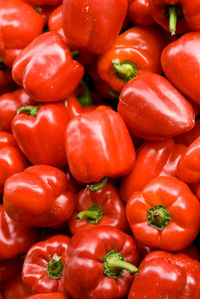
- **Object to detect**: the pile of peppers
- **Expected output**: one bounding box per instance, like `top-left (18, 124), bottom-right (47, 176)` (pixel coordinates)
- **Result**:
top-left (1, 0), bottom-right (200, 298)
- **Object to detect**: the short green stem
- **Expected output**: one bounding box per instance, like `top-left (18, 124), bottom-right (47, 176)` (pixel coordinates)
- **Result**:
top-left (112, 59), bottom-right (137, 83)
top-left (87, 177), bottom-right (108, 192)
top-left (46, 253), bottom-right (63, 279)
top-left (17, 105), bottom-right (40, 117)
top-left (169, 6), bottom-right (177, 35)
top-left (77, 80), bottom-right (94, 107)
top-left (147, 204), bottom-right (171, 231)
top-left (34, 6), bottom-right (42, 13)
top-left (76, 204), bottom-right (103, 223)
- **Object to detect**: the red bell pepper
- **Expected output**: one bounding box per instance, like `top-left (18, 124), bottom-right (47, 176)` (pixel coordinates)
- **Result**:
top-left (4, 272), bottom-right (32, 299)
top-left (120, 138), bottom-right (186, 202)
top-left (118, 72), bottom-right (195, 140)
top-left (175, 119), bottom-right (200, 146)
top-left (22, 235), bottom-right (70, 294)
top-left (3, 165), bottom-right (76, 227)
top-left (128, 250), bottom-right (200, 299)
top-left (64, 225), bottom-right (140, 299)
top-left (12, 31), bottom-right (84, 102)
top-left (126, 176), bottom-right (200, 251)
top-left (97, 26), bottom-right (164, 92)
top-left (62, 0), bottom-right (128, 54)
top-left (0, 0), bottom-right (45, 67)
top-left (129, 0), bottom-right (155, 26)
top-left (12, 102), bottom-right (70, 168)
top-left (27, 294), bottom-right (69, 299)
top-left (65, 107), bottom-right (135, 184)
top-left (161, 32), bottom-right (200, 106)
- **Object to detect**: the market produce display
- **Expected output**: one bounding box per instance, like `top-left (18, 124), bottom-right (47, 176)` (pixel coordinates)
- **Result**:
top-left (1, 0), bottom-right (200, 298)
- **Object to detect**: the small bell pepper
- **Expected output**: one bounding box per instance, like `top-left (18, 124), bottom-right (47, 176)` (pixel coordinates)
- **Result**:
top-left (64, 225), bottom-right (140, 299)
top-left (118, 72), bottom-right (195, 140)
top-left (97, 26), bottom-right (165, 92)
top-left (69, 182), bottom-right (129, 235)
top-left (12, 31), bottom-right (84, 102)
top-left (126, 176), bottom-right (200, 251)
top-left (27, 294), bottom-right (69, 299)
top-left (3, 165), bottom-right (76, 227)
top-left (129, 0), bottom-right (155, 26)
top-left (12, 102), bottom-right (70, 168)
top-left (4, 272), bottom-right (32, 299)
top-left (65, 107), bottom-right (135, 184)
top-left (120, 138), bottom-right (186, 202)
top-left (22, 235), bottom-right (70, 294)
top-left (62, 0), bottom-right (128, 54)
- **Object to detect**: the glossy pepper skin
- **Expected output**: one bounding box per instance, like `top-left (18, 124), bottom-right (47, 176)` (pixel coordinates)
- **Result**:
top-left (3, 165), bottom-right (76, 227)
top-left (22, 235), bottom-right (70, 295)
top-left (120, 139), bottom-right (186, 202)
top-left (128, 251), bottom-right (200, 299)
top-left (161, 32), bottom-right (200, 106)
top-left (27, 294), bottom-right (69, 299)
top-left (62, 0), bottom-right (128, 54)
top-left (118, 72), bottom-right (195, 140)
top-left (0, 131), bottom-right (28, 193)
top-left (65, 107), bottom-right (135, 184)
top-left (4, 272), bottom-right (32, 299)
top-left (64, 225), bottom-right (140, 299)
top-left (0, 0), bottom-right (44, 67)
top-left (97, 27), bottom-right (164, 93)
top-left (12, 31), bottom-right (84, 102)
top-left (69, 183), bottom-right (129, 235)
top-left (126, 176), bottom-right (200, 251)
top-left (12, 102), bottom-right (70, 168)
top-left (129, 0), bottom-right (155, 26)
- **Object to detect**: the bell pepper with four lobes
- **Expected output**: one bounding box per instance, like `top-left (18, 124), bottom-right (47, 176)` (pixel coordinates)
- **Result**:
top-left (65, 107), bottom-right (135, 184)
top-left (12, 102), bottom-right (69, 168)
top-left (128, 251), bottom-right (200, 299)
top-left (120, 139), bottom-right (186, 202)
top-left (126, 176), bottom-right (200, 251)
top-left (27, 294), bottom-right (69, 299)
top-left (0, 0), bottom-right (45, 67)
top-left (69, 183), bottom-right (129, 235)
top-left (161, 32), bottom-right (200, 106)
top-left (64, 226), bottom-right (140, 299)
top-left (3, 165), bottom-right (76, 227)
top-left (12, 32), bottom-right (84, 102)
top-left (97, 27), bottom-right (165, 93)
top-left (118, 72), bottom-right (195, 140)
top-left (22, 235), bottom-right (70, 295)
top-left (128, 0), bottom-right (155, 26)
top-left (62, 0), bottom-right (128, 54)
top-left (0, 131), bottom-right (28, 193)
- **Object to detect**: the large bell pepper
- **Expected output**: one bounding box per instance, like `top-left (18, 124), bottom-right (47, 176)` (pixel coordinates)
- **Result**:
top-left (126, 176), bottom-right (200, 251)
top-left (118, 72), bottom-right (195, 140)
top-left (12, 31), bottom-right (84, 102)
top-left (3, 165), bottom-right (76, 227)
top-left (128, 0), bottom-right (155, 26)
top-left (64, 225), bottom-right (140, 299)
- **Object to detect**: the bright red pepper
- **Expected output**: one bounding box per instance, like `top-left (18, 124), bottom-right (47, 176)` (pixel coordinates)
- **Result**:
top-left (27, 294), bottom-right (69, 299)
top-left (12, 102), bottom-right (70, 168)
top-left (64, 225), bottom-right (140, 299)
top-left (97, 27), bottom-right (164, 93)
top-left (126, 176), bottom-right (200, 251)
top-left (129, 0), bottom-right (155, 26)
top-left (118, 72), bottom-right (195, 140)
top-left (3, 165), bottom-right (76, 227)
top-left (128, 250), bottom-right (200, 299)
top-left (65, 107), bottom-right (135, 184)
top-left (4, 272), bottom-right (32, 299)
top-left (62, 0), bottom-right (128, 54)
top-left (120, 139), bottom-right (186, 202)
top-left (12, 31), bottom-right (84, 102)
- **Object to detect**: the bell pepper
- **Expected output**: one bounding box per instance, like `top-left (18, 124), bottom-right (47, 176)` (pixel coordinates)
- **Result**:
top-left (64, 225), bottom-right (140, 299)
top-left (118, 72), bottom-right (195, 140)
top-left (120, 138), bottom-right (186, 202)
top-left (27, 294), bottom-right (69, 299)
top-left (0, 0), bottom-right (45, 67)
top-left (161, 32), bottom-right (200, 106)
top-left (62, 0), bottom-right (128, 54)
top-left (0, 131), bottom-right (28, 193)
top-left (3, 165), bottom-right (76, 227)
top-left (128, 250), bottom-right (200, 299)
top-left (126, 176), bottom-right (200, 251)
top-left (4, 272), bottom-right (32, 299)
top-left (129, 0), bottom-right (155, 26)
top-left (0, 88), bottom-right (35, 132)
top-left (97, 26), bottom-right (164, 92)
top-left (175, 119), bottom-right (200, 146)
top-left (69, 182), bottom-right (129, 235)
top-left (12, 31), bottom-right (84, 102)
top-left (12, 102), bottom-right (70, 168)
top-left (65, 107), bottom-right (135, 184)
top-left (22, 235), bottom-right (70, 294)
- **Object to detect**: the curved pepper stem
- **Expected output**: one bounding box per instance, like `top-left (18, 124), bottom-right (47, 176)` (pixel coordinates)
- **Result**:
top-left (17, 105), bottom-right (40, 117)
top-left (147, 204), bottom-right (171, 231)
top-left (87, 177), bottom-right (108, 192)
top-left (103, 250), bottom-right (138, 279)
top-left (76, 204), bottom-right (103, 223)
top-left (46, 253), bottom-right (63, 279)
top-left (112, 59), bottom-right (137, 83)
top-left (169, 6), bottom-right (177, 36)
top-left (77, 80), bottom-right (94, 107)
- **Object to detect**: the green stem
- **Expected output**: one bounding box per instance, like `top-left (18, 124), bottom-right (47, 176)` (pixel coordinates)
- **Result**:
top-left (71, 50), bottom-right (80, 59)
top-left (76, 204), bottom-right (103, 223)
top-left (17, 105), bottom-right (40, 117)
top-left (34, 6), bottom-right (42, 13)
top-left (147, 204), bottom-right (171, 231)
top-left (77, 80), bottom-right (94, 107)
top-left (112, 59), bottom-right (137, 82)
top-left (87, 177), bottom-right (108, 192)
top-left (169, 6), bottom-right (177, 35)
top-left (46, 253), bottom-right (63, 279)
